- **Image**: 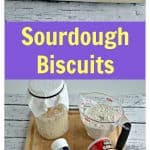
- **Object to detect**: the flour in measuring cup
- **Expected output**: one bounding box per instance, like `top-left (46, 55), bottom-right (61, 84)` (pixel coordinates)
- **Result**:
top-left (82, 104), bottom-right (120, 139)
top-left (86, 104), bottom-right (116, 123)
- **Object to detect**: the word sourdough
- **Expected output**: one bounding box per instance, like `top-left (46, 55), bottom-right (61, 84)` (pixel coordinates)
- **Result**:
top-left (22, 27), bottom-right (129, 50)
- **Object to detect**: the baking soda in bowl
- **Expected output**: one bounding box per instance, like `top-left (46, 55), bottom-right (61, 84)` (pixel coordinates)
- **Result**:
top-left (81, 103), bottom-right (121, 139)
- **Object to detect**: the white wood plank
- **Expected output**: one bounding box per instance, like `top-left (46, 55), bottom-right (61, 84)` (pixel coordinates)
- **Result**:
top-left (5, 121), bottom-right (28, 137)
top-left (6, 0), bottom-right (145, 3)
top-left (55, 93), bottom-right (146, 107)
top-left (5, 123), bottom-right (145, 149)
top-left (126, 140), bottom-right (145, 149)
top-left (5, 93), bottom-right (145, 107)
top-left (5, 105), bottom-right (145, 122)
top-left (5, 120), bottom-right (145, 139)
top-left (124, 107), bottom-right (145, 123)
top-left (5, 105), bottom-right (30, 120)
top-left (128, 124), bottom-right (145, 141)
top-left (5, 94), bottom-right (28, 105)
top-left (43, 0), bottom-right (145, 3)
top-left (5, 138), bottom-right (145, 150)
top-left (5, 138), bottom-right (25, 150)
top-left (5, 1), bottom-right (145, 21)
top-left (5, 80), bottom-right (145, 95)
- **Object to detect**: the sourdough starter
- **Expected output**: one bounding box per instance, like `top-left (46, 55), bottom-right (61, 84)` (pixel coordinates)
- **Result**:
top-left (35, 104), bottom-right (68, 140)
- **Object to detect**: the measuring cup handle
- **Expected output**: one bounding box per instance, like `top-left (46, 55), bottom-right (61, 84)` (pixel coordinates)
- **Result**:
top-left (116, 122), bottom-right (132, 150)
top-left (115, 115), bottom-right (132, 150)
top-left (119, 114), bottom-right (129, 125)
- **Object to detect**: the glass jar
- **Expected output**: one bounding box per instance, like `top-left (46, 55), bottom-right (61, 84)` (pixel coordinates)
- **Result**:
top-left (27, 80), bottom-right (69, 140)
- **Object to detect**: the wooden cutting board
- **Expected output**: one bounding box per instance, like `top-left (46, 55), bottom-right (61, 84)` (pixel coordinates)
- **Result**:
top-left (24, 110), bottom-right (122, 150)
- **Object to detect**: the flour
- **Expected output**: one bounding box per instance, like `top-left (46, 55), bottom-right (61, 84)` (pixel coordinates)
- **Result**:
top-left (86, 104), bottom-right (117, 123)
top-left (82, 104), bottom-right (120, 139)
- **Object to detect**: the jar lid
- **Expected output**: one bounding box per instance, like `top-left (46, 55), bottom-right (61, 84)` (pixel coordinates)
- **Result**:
top-left (51, 138), bottom-right (69, 150)
top-left (28, 80), bottom-right (64, 98)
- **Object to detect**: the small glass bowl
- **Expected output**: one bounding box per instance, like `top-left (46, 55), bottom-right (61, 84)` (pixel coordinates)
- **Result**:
top-left (79, 92), bottom-right (124, 140)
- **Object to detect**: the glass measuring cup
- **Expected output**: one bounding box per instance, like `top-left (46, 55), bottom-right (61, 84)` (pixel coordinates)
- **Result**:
top-left (79, 92), bottom-right (127, 140)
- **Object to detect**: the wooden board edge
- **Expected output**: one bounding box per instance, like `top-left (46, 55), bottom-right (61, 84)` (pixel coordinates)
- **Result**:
top-left (24, 113), bottom-right (34, 150)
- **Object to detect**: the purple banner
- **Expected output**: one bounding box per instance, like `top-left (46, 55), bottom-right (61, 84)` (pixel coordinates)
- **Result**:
top-left (5, 22), bottom-right (145, 79)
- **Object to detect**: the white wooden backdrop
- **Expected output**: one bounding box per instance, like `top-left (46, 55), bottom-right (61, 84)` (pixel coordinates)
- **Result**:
top-left (5, 1), bottom-right (144, 21)
top-left (5, 80), bottom-right (145, 150)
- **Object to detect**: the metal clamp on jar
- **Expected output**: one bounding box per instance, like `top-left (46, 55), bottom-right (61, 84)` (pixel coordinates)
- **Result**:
top-left (27, 80), bottom-right (69, 140)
